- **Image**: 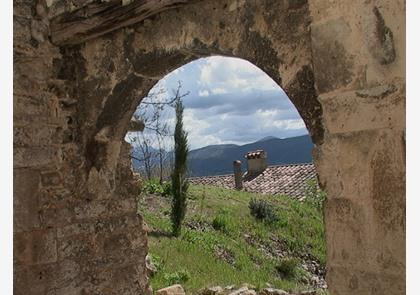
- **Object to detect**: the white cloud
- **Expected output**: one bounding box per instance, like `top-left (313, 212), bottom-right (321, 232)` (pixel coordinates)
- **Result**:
top-left (198, 56), bottom-right (279, 93)
top-left (256, 109), bottom-right (279, 119)
top-left (198, 90), bottom-right (210, 97)
top-left (211, 87), bottom-right (228, 95)
top-left (272, 119), bottom-right (306, 130)
top-left (182, 109), bottom-right (227, 148)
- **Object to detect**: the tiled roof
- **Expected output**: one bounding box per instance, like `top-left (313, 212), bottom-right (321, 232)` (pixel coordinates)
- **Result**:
top-left (188, 163), bottom-right (317, 200)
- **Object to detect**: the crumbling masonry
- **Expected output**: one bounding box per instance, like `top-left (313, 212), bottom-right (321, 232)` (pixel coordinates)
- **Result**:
top-left (14, 0), bottom-right (405, 294)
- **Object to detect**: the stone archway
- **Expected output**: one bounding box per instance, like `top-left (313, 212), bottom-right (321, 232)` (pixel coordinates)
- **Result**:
top-left (13, 1), bottom-right (405, 294)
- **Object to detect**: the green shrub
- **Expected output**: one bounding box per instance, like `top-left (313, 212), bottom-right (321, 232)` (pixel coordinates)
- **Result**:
top-left (212, 213), bottom-right (232, 233)
top-left (249, 198), bottom-right (277, 222)
top-left (304, 179), bottom-right (326, 212)
top-left (163, 270), bottom-right (190, 285)
top-left (275, 257), bottom-right (300, 279)
top-left (142, 179), bottom-right (172, 197)
top-left (142, 179), bottom-right (165, 195)
top-left (162, 181), bottom-right (172, 197)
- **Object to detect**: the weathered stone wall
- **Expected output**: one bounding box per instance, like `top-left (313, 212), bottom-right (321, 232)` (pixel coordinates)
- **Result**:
top-left (13, 0), bottom-right (405, 294)
top-left (309, 1), bottom-right (405, 294)
top-left (14, 0), bottom-right (73, 294)
top-left (14, 0), bottom-right (150, 294)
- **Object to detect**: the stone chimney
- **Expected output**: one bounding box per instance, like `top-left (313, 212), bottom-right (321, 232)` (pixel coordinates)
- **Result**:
top-left (233, 160), bottom-right (243, 190)
top-left (245, 150), bottom-right (267, 175)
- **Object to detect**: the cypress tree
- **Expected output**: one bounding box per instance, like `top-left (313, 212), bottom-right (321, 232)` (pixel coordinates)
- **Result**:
top-left (171, 97), bottom-right (189, 237)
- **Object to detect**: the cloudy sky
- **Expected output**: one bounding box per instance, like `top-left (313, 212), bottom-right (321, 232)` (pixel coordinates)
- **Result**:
top-left (130, 56), bottom-right (308, 150)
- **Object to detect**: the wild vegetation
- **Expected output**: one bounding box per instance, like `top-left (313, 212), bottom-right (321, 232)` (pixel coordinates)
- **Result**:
top-left (138, 182), bottom-right (327, 294)
top-left (128, 82), bottom-right (189, 182)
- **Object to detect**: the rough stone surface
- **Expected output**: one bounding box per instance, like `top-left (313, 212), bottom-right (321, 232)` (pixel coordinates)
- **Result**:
top-left (259, 288), bottom-right (288, 295)
top-left (156, 284), bottom-right (186, 295)
top-left (13, 0), bottom-right (405, 295)
top-left (198, 285), bottom-right (310, 295)
top-left (199, 286), bottom-right (225, 295)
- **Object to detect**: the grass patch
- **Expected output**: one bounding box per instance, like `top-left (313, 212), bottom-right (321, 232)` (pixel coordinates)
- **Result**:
top-left (212, 210), bottom-right (233, 233)
top-left (138, 184), bottom-right (326, 294)
top-left (276, 258), bottom-right (300, 279)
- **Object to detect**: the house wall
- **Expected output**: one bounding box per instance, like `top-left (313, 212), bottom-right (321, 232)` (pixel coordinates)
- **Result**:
top-left (246, 158), bottom-right (268, 175)
top-left (13, 0), bottom-right (405, 294)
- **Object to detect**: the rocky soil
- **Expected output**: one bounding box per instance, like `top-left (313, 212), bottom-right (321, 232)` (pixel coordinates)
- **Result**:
top-left (156, 284), bottom-right (321, 295)
top-left (242, 234), bottom-right (327, 290)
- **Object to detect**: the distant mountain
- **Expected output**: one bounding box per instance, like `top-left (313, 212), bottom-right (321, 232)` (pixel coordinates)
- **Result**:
top-left (257, 136), bottom-right (279, 142)
top-left (131, 134), bottom-right (313, 177)
top-left (187, 134), bottom-right (313, 177)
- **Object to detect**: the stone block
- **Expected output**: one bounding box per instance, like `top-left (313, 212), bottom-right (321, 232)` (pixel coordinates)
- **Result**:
top-left (156, 284), bottom-right (185, 295)
top-left (37, 188), bottom-right (75, 228)
top-left (57, 234), bottom-right (98, 261)
top-left (41, 170), bottom-right (63, 187)
top-left (14, 146), bottom-right (61, 168)
top-left (14, 263), bottom-right (57, 295)
top-left (324, 198), bottom-right (369, 267)
top-left (14, 125), bottom-right (62, 147)
top-left (73, 200), bottom-right (108, 220)
top-left (57, 222), bottom-right (95, 239)
top-left (99, 229), bottom-right (147, 256)
top-left (14, 229), bottom-right (58, 265)
top-left (13, 94), bottom-right (48, 123)
top-left (57, 221), bottom-right (147, 262)
top-left (39, 201), bottom-right (75, 228)
top-left (13, 1), bottom-right (32, 18)
top-left (327, 266), bottom-right (405, 295)
top-left (13, 91), bottom-right (62, 126)
top-left (73, 198), bottom-right (136, 221)
top-left (319, 84), bottom-right (405, 135)
top-left (314, 130), bottom-right (379, 201)
top-left (13, 168), bottom-right (41, 232)
top-left (14, 58), bottom-right (52, 82)
top-left (78, 263), bottom-right (147, 295)
top-left (311, 17), bottom-right (357, 94)
top-left (13, 15), bottom-right (32, 44)
top-left (92, 213), bottom-right (141, 235)
top-left (370, 131), bottom-right (405, 232)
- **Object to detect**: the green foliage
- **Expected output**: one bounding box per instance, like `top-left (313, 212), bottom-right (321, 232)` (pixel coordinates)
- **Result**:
top-left (149, 254), bottom-right (163, 272)
top-left (212, 211), bottom-right (233, 233)
top-left (162, 181), bottom-right (172, 197)
top-left (182, 230), bottom-right (219, 252)
top-left (171, 98), bottom-right (189, 237)
top-left (142, 179), bottom-right (165, 195)
top-left (275, 257), bottom-right (300, 279)
top-left (249, 198), bottom-right (277, 223)
top-left (142, 179), bottom-right (172, 197)
top-left (163, 269), bottom-right (190, 285)
top-left (139, 184), bottom-right (326, 294)
top-left (304, 179), bottom-right (327, 212)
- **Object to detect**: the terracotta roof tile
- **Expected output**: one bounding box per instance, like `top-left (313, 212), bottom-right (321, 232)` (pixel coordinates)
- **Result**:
top-left (188, 163), bottom-right (317, 200)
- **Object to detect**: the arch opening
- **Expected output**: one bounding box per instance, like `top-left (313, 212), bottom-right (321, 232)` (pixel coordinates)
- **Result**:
top-left (125, 56), bottom-right (327, 293)
top-left (70, 4), bottom-right (330, 293)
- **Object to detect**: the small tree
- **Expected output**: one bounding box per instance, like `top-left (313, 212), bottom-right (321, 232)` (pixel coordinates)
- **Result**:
top-left (128, 81), bottom-right (189, 182)
top-left (171, 92), bottom-right (189, 237)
